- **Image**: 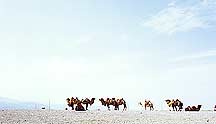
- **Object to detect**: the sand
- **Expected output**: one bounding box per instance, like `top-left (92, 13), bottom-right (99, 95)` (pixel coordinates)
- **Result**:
top-left (0, 110), bottom-right (216, 124)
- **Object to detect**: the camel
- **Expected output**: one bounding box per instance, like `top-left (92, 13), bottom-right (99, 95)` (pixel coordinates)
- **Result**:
top-left (185, 105), bottom-right (202, 111)
top-left (139, 100), bottom-right (154, 111)
top-left (99, 98), bottom-right (106, 106)
top-left (81, 98), bottom-right (95, 110)
top-left (66, 97), bottom-right (85, 111)
top-left (116, 98), bottom-right (127, 111)
top-left (75, 100), bottom-right (85, 111)
top-left (99, 98), bottom-right (127, 111)
top-left (106, 98), bottom-right (117, 110)
top-left (66, 97), bottom-right (75, 110)
top-left (99, 98), bottom-right (110, 110)
top-left (175, 99), bottom-right (183, 111)
top-left (165, 99), bottom-right (183, 111)
top-left (110, 98), bottom-right (119, 110)
top-left (99, 98), bottom-right (116, 110)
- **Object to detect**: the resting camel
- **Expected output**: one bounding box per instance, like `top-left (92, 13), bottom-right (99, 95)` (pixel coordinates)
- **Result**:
top-left (75, 99), bottom-right (85, 111)
top-left (66, 97), bottom-right (86, 111)
top-left (139, 100), bottom-right (154, 111)
top-left (165, 99), bottom-right (183, 111)
top-left (185, 105), bottom-right (202, 111)
top-left (81, 98), bottom-right (95, 110)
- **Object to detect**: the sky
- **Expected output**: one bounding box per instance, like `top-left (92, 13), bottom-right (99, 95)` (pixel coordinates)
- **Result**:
top-left (0, 0), bottom-right (216, 110)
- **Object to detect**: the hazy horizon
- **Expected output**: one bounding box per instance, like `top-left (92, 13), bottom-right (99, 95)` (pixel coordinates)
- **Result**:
top-left (1, 0), bottom-right (216, 110)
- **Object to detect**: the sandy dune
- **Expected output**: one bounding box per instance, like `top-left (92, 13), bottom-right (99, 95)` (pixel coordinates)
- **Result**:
top-left (0, 110), bottom-right (216, 124)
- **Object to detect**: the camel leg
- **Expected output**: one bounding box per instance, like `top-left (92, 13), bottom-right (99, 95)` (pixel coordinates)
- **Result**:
top-left (71, 104), bottom-right (74, 110)
top-left (114, 105), bottom-right (118, 110)
top-left (172, 106), bottom-right (175, 111)
top-left (86, 104), bottom-right (88, 110)
top-left (123, 104), bottom-right (127, 111)
top-left (107, 105), bottom-right (110, 111)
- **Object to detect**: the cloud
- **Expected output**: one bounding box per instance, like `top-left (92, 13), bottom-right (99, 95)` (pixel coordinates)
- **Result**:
top-left (143, 0), bottom-right (216, 34)
top-left (170, 49), bottom-right (216, 62)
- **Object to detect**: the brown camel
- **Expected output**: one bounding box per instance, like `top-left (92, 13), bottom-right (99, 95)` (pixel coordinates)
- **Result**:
top-left (66, 97), bottom-right (76, 110)
top-left (185, 105), bottom-right (202, 111)
top-left (116, 98), bottom-right (127, 111)
top-left (99, 98), bottom-right (106, 106)
top-left (99, 98), bottom-right (111, 110)
top-left (165, 99), bottom-right (183, 111)
top-left (111, 98), bottom-right (119, 110)
top-left (99, 98), bottom-right (126, 111)
top-left (75, 100), bottom-right (85, 111)
top-left (66, 97), bottom-right (86, 111)
top-left (139, 100), bottom-right (154, 111)
top-left (81, 98), bottom-right (95, 110)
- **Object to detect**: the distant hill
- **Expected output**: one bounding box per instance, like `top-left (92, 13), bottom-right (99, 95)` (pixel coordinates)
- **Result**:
top-left (0, 97), bottom-right (47, 110)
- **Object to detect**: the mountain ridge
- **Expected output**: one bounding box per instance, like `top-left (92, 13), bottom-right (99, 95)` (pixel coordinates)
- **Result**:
top-left (0, 96), bottom-right (47, 110)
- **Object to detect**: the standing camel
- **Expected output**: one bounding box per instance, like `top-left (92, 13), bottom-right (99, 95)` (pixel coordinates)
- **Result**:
top-left (116, 98), bottom-right (127, 111)
top-left (66, 97), bottom-right (76, 110)
top-left (99, 98), bottom-right (126, 111)
top-left (165, 99), bottom-right (183, 111)
top-left (214, 105), bottom-right (216, 111)
top-left (99, 98), bottom-right (112, 110)
top-left (81, 98), bottom-right (95, 110)
top-left (139, 100), bottom-right (154, 111)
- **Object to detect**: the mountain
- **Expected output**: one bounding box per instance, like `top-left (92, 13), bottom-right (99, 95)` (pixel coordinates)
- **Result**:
top-left (0, 97), bottom-right (47, 110)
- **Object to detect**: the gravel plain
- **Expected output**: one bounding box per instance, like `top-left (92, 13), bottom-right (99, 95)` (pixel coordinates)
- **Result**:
top-left (0, 110), bottom-right (216, 124)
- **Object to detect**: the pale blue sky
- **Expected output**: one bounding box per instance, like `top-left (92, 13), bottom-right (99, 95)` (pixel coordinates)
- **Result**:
top-left (0, 0), bottom-right (216, 110)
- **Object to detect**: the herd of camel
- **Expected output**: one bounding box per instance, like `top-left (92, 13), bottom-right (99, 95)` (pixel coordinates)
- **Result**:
top-left (66, 97), bottom-right (207, 111)
top-left (66, 97), bottom-right (127, 111)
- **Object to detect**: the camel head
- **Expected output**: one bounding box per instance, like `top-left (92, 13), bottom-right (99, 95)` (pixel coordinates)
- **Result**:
top-left (198, 105), bottom-right (202, 109)
top-left (90, 98), bottom-right (96, 105)
top-left (99, 98), bottom-right (106, 106)
top-left (66, 98), bottom-right (71, 106)
top-left (66, 98), bottom-right (70, 104)
top-left (165, 99), bottom-right (171, 104)
top-left (91, 98), bottom-right (95, 101)
top-left (138, 102), bottom-right (142, 106)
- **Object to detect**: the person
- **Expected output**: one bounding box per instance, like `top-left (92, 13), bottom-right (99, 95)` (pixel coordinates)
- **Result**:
top-left (214, 105), bottom-right (216, 111)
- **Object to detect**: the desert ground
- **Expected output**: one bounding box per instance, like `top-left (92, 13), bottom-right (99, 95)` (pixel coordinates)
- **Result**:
top-left (0, 110), bottom-right (216, 124)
